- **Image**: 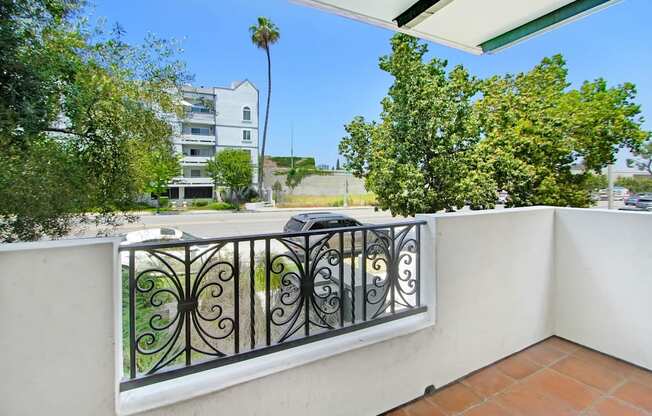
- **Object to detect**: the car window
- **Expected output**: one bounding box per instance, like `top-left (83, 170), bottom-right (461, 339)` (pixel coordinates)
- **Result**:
top-left (340, 219), bottom-right (360, 227)
top-left (285, 218), bottom-right (305, 232)
top-left (308, 219), bottom-right (360, 230)
top-left (309, 220), bottom-right (338, 230)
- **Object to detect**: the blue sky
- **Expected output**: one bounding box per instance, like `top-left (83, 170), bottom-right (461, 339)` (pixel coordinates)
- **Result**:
top-left (93, 0), bottom-right (651, 168)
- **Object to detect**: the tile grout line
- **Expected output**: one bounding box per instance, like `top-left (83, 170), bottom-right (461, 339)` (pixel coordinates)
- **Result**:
top-left (386, 338), bottom-right (652, 416)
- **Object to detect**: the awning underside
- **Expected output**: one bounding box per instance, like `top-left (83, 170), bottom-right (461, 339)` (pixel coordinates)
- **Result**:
top-left (294, 0), bottom-right (618, 54)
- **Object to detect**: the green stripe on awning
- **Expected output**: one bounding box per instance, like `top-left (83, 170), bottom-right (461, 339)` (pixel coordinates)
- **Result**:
top-left (480, 0), bottom-right (612, 52)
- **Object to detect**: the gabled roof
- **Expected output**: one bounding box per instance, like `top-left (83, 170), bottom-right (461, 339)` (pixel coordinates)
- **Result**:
top-left (216, 79), bottom-right (259, 92)
top-left (293, 0), bottom-right (620, 54)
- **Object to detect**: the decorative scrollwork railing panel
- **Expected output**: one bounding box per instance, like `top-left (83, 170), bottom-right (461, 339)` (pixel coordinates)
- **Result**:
top-left (120, 220), bottom-right (426, 390)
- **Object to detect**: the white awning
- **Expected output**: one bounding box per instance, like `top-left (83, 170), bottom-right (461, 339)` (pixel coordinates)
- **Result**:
top-left (293, 0), bottom-right (620, 54)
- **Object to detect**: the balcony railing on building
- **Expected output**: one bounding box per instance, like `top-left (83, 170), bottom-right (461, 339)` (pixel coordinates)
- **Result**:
top-left (176, 134), bottom-right (215, 145)
top-left (181, 156), bottom-right (211, 165)
top-left (119, 221), bottom-right (426, 390)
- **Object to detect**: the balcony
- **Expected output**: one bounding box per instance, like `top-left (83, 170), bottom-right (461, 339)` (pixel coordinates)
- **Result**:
top-left (176, 134), bottom-right (215, 145)
top-left (172, 176), bottom-right (213, 185)
top-left (184, 110), bottom-right (215, 124)
top-left (181, 155), bottom-right (211, 165)
top-left (1, 207), bottom-right (650, 415)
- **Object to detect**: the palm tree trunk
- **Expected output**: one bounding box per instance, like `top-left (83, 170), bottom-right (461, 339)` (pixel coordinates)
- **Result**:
top-left (258, 46), bottom-right (272, 195)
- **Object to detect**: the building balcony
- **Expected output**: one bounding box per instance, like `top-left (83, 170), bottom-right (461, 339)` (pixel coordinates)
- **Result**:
top-left (1, 207), bottom-right (651, 415)
top-left (181, 155), bottom-right (211, 165)
top-left (183, 111), bottom-right (215, 124)
top-left (175, 134), bottom-right (215, 145)
top-left (171, 176), bottom-right (213, 186)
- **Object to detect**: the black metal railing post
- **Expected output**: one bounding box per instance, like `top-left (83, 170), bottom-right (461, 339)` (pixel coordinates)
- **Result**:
top-left (128, 249), bottom-right (136, 379)
top-left (390, 227), bottom-right (396, 315)
top-left (339, 232), bottom-right (344, 327)
top-left (304, 234), bottom-right (310, 337)
top-left (362, 230), bottom-right (367, 322)
top-left (265, 238), bottom-right (271, 346)
top-left (350, 230), bottom-right (356, 324)
top-left (184, 245), bottom-right (191, 366)
top-left (233, 242), bottom-right (240, 354)
top-left (249, 240), bottom-right (256, 350)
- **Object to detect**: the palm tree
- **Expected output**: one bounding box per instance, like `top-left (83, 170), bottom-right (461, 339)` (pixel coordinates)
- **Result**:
top-left (250, 17), bottom-right (280, 196)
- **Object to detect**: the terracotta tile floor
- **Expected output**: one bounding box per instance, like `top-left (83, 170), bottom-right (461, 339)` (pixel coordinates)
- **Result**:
top-left (383, 337), bottom-right (652, 416)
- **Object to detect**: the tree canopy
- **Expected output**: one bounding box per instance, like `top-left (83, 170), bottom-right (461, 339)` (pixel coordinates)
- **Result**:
top-left (143, 143), bottom-right (181, 212)
top-left (207, 149), bottom-right (253, 206)
top-left (627, 140), bottom-right (652, 175)
top-left (339, 34), bottom-right (488, 215)
top-left (340, 34), bottom-right (649, 215)
top-left (0, 0), bottom-right (190, 241)
top-left (474, 55), bottom-right (649, 207)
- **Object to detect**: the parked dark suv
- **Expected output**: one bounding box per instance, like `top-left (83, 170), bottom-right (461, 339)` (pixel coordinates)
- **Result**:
top-left (283, 212), bottom-right (388, 255)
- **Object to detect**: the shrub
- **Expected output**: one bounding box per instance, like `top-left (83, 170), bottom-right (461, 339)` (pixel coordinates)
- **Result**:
top-left (158, 197), bottom-right (169, 208)
top-left (191, 199), bottom-right (209, 207)
top-left (207, 202), bottom-right (235, 210)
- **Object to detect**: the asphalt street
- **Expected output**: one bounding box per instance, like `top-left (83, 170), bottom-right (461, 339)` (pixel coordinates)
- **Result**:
top-left (77, 208), bottom-right (409, 239)
top-left (75, 200), bottom-right (625, 240)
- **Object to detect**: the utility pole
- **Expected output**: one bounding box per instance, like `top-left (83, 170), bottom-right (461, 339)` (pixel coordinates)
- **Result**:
top-left (607, 164), bottom-right (614, 209)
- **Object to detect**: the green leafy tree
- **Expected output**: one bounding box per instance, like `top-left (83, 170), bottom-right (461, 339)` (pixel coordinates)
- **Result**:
top-left (143, 144), bottom-right (181, 213)
top-left (0, 0), bottom-right (190, 241)
top-left (627, 141), bottom-right (652, 175)
top-left (250, 17), bottom-right (280, 194)
top-left (339, 34), bottom-right (494, 215)
top-left (207, 149), bottom-right (253, 209)
top-left (473, 55), bottom-right (649, 208)
top-left (616, 176), bottom-right (652, 194)
top-left (583, 173), bottom-right (608, 192)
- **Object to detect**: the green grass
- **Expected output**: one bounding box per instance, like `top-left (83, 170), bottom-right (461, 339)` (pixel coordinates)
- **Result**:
top-left (253, 259), bottom-right (298, 291)
top-left (190, 201), bottom-right (236, 211)
top-left (123, 200), bottom-right (236, 213)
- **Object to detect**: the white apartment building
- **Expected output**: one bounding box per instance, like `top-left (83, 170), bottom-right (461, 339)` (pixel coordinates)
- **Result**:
top-left (167, 80), bottom-right (259, 200)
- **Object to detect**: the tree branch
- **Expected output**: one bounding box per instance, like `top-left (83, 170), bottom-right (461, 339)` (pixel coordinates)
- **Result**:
top-left (44, 127), bottom-right (78, 135)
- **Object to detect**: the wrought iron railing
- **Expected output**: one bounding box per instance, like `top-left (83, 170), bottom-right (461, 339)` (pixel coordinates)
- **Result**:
top-left (119, 220), bottom-right (427, 390)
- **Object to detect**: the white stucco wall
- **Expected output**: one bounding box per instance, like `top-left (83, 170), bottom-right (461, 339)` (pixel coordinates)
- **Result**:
top-left (554, 208), bottom-right (652, 370)
top-left (215, 82), bottom-right (258, 127)
top-left (0, 239), bottom-right (118, 416)
top-left (136, 207), bottom-right (556, 416)
top-left (215, 125), bottom-right (258, 149)
top-left (215, 82), bottom-right (259, 148)
top-left (2, 207), bottom-right (649, 416)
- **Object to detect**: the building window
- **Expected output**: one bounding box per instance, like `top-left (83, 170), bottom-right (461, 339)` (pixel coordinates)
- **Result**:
top-left (243, 106), bottom-right (251, 121)
top-left (242, 130), bottom-right (251, 142)
top-left (190, 127), bottom-right (212, 136)
top-left (190, 169), bottom-right (201, 178)
top-left (190, 104), bottom-right (211, 114)
top-left (187, 97), bottom-right (214, 114)
top-left (190, 148), bottom-right (200, 156)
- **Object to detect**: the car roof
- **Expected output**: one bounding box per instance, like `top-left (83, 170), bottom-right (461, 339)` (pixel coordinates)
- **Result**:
top-left (291, 212), bottom-right (354, 221)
